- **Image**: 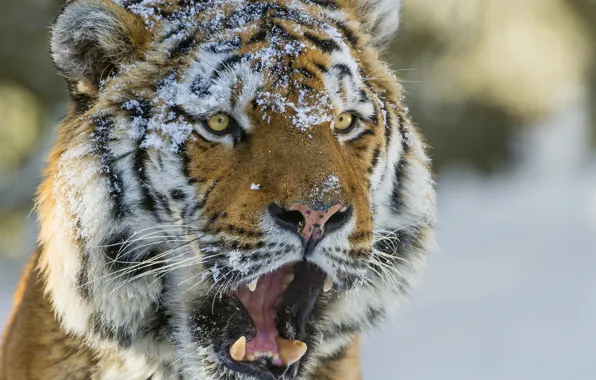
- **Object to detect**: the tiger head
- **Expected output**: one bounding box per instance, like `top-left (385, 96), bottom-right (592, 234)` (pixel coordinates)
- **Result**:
top-left (40, 0), bottom-right (435, 378)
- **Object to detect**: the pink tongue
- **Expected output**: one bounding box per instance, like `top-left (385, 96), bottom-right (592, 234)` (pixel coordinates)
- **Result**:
top-left (236, 269), bottom-right (286, 366)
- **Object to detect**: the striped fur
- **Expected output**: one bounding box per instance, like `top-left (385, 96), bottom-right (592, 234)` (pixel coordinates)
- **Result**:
top-left (1, 1), bottom-right (435, 379)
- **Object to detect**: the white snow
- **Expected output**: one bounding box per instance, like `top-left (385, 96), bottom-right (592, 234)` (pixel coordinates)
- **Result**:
top-left (362, 101), bottom-right (596, 380)
top-left (311, 174), bottom-right (341, 198)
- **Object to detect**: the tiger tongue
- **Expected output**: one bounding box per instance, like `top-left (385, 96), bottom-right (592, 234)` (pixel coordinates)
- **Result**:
top-left (236, 268), bottom-right (287, 365)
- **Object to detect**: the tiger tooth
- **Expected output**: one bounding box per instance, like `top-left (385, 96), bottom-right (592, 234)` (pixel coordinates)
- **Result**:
top-left (282, 272), bottom-right (295, 285)
top-left (323, 276), bottom-right (333, 293)
top-left (276, 337), bottom-right (308, 366)
top-left (229, 336), bottom-right (246, 362)
top-left (247, 278), bottom-right (258, 292)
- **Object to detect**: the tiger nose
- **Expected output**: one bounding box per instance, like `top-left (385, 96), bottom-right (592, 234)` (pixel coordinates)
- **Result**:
top-left (268, 203), bottom-right (352, 241)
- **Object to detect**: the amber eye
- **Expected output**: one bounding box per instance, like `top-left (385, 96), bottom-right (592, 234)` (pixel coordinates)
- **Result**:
top-left (334, 112), bottom-right (356, 133)
top-left (206, 113), bottom-right (230, 133)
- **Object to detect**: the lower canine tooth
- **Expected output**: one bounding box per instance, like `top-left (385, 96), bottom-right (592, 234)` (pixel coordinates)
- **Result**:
top-left (247, 278), bottom-right (259, 291)
top-left (229, 336), bottom-right (246, 362)
top-left (323, 276), bottom-right (333, 292)
top-left (283, 273), bottom-right (295, 285)
top-left (276, 337), bottom-right (308, 366)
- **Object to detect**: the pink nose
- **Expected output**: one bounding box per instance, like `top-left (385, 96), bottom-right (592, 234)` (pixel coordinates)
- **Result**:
top-left (288, 203), bottom-right (350, 241)
top-left (268, 203), bottom-right (353, 241)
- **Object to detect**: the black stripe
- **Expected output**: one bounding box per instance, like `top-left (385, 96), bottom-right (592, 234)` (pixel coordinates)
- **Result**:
top-left (334, 63), bottom-right (353, 80)
top-left (332, 20), bottom-right (360, 47)
top-left (159, 23), bottom-right (187, 43)
top-left (68, 83), bottom-right (94, 113)
top-left (391, 158), bottom-right (407, 212)
top-left (141, 298), bottom-right (169, 339)
top-left (135, 148), bottom-right (161, 217)
top-left (299, 0), bottom-right (338, 9)
top-left (93, 117), bottom-right (128, 219)
top-left (295, 67), bottom-right (317, 80)
top-left (321, 321), bottom-right (360, 340)
top-left (101, 229), bottom-right (165, 281)
top-left (359, 89), bottom-right (369, 103)
top-left (180, 142), bottom-right (198, 185)
top-left (120, 98), bottom-right (165, 220)
top-left (190, 75), bottom-right (212, 98)
top-left (248, 22), bottom-right (270, 44)
top-left (76, 252), bottom-right (91, 299)
top-left (373, 227), bottom-right (422, 262)
top-left (121, 98), bottom-right (152, 119)
top-left (314, 63), bottom-right (329, 73)
top-left (354, 129), bottom-right (375, 141)
top-left (204, 36), bottom-right (242, 53)
top-left (304, 32), bottom-right (341, 53)
top-left (102, 229), bottom-right (134, 268)
top-left (171, 33), bottom-right (196, 55)
top-left (384, 101), bottom-right (395, 146)
top-left (170, 188), bottom-right (187, 201)
top-left (390, 124), bottom-right (410, 212)
top-left (211, 54), bottom-right (246, 80)
top-left (248, 20), bottom-right (292, 44)
top-left (90, 312), bottom-right (133, 348)
top-left (195, 178), bottom-right (220, 210)
top-left (368, 145), bottom-right (381, 174)
top-left (369, 106), bottom-right (379, 126)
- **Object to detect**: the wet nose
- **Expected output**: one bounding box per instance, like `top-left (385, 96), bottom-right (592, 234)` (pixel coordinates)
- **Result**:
top-left (268, 203), bottom-right (352, 241)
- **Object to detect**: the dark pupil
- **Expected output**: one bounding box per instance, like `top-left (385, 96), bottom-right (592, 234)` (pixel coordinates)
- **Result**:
top-left (218, 117), bottom-right (224, 123)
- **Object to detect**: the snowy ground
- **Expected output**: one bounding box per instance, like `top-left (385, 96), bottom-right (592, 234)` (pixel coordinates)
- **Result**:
top-left (363, 104), bottom-right (596, 380)
top-left (1, 105), bottom-right (595, 379)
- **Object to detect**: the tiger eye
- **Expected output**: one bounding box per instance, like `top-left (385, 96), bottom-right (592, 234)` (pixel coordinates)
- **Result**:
top-left (334, 112), bottom-right (355, 132)
top-left (207, 113), bottom-right (230, 133)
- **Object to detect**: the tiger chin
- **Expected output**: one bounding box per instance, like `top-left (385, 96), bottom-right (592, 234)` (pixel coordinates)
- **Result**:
top-left (0, 0), bottom-right (436, 379)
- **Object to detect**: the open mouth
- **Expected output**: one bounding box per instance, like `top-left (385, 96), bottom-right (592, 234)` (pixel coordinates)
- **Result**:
top-left (222, 261), bottom-right (333, 379)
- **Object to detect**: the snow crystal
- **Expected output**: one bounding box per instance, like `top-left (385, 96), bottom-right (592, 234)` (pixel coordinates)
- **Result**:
top-left (106, 0), bottom-right (356, 149)
top-left (227, 251), bottom-right (252, 274)
top-left (311, 174), bottom-right (341, 198)
top-left (403, 131), bottom-right (414, 147)
top-left (211, 263), bottom-right (221, 282)
top-left (256, 86), bottom-right (333, 132)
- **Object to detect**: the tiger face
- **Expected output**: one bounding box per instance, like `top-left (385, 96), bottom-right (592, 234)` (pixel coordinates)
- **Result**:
top-left (41, 0), bottom-right (436, 379)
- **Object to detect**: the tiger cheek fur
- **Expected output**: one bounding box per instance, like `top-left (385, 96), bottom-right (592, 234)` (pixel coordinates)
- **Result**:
top-left (1, 1), bottom-right (436, 380)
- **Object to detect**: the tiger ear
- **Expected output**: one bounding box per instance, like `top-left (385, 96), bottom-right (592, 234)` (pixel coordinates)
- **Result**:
top-left (50, 0), bottom-right (150, 95)
top-left (346, 0), bottom-right (402, 48)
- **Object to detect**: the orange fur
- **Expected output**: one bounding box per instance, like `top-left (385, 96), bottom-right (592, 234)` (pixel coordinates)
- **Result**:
top-left (1, 252), bottom-right (97, 380)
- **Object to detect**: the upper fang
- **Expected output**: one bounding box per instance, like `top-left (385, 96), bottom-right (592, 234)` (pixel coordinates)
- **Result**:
top-left (323, 276), bottom-right (333, 293)
top-left (247, 278), bottom-right (258, 292)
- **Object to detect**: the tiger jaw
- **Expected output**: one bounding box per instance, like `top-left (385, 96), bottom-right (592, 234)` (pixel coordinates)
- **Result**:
top-left (215, 261), bottom-right (332, 379)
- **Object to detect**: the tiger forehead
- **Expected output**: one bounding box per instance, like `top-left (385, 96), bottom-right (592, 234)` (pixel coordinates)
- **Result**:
top-left (124, 0), bottom-right (349, 31)
top-left (108, 0), bottom-right (378, 144)
top-left (143, 21), bottom-right (368, 119)
top-left (142, 0), bottom-right (360, 62)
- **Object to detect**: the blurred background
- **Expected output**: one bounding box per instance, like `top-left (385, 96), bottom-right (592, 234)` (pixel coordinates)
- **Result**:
top-left (1, 0), bottom-right (595, 379)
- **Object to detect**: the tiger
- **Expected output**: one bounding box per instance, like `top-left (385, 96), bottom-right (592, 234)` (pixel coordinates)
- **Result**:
top-left (0, 0), bottom-right (436, 379)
